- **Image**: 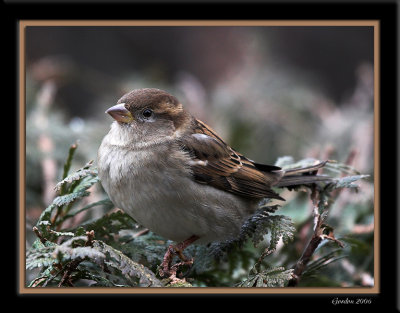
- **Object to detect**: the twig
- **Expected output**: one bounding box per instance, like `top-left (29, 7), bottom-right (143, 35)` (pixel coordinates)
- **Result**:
top-left (41, 264), bottom-right (64, 287)
top-left (253, 248), bottom-right (275, 273)
top-left (58, 259), bottom-right (81, 287)
top-left (62, 142), bottom-right (79, 183)
top-left (51, 142), bottom-right (80, 230)
top-left (288, 218), bottom-right (323, 287)
top-left (288, 189), bottom-right (324, 287)
top-left (288, 189), bottom-right (343, 287)
top-left (133, 228), bottom-right (150, 238)
top-left (32, 226), bottom-right (47, 244)
top-left (85, 230), bottom-right (95, 247)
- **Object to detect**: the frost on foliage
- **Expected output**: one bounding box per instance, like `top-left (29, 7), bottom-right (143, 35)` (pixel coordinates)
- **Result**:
top-left (93, 240), bottom-right (162, 287)
top-left (34, 148), bottom-right (103, 241)
top-left (26, 241), bottom-right (56, 271)
top-left (210, 200), bottom-right (296, 259)
top-left (77, 209), bottom-right (138, 242)
top-left (27, 233), bottom-right (162, 287)
top-left (52, 190), bottom-right (90, 207)
top-left (237, 266), bottom-right (294, 287)
top-left (53, 236), bottom-right (105, 263)
top-left (245, 204), bottom-right (296, 249)
top-left (329, 175), bottom-right (369, 190)
top-left (26, 145), bottom-right (163, 287)
top-left (27, 143), bottom-right (162, 287)
top-left (54, 166), bottom-right (97, 193)
top-left (27, 145), bottom-right (370, 288)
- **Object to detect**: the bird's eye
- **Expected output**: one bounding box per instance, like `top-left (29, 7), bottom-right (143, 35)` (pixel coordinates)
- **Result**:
top-left (142, 108), bottom-right (153, 118)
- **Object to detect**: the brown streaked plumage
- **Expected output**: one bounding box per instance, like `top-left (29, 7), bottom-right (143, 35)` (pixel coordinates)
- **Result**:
top-left (97, 88), bottom-right (331, 277)
top-left (179, 119), bottom-right (286, 200)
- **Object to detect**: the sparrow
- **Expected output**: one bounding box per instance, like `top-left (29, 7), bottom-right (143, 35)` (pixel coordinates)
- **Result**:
top-left (97, 88), bottom-right (329, 276)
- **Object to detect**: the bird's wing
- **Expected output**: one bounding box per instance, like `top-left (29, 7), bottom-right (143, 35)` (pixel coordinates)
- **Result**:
top-left (178, 119), bottom-right (285, 200)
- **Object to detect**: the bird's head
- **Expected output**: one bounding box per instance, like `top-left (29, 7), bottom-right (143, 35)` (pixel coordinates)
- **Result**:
top-left (105, 88), bottom-right (191, 144)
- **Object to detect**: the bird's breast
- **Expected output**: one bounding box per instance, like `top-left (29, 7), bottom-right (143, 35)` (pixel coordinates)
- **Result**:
top-left (97, 140), bottom-right (256, 243)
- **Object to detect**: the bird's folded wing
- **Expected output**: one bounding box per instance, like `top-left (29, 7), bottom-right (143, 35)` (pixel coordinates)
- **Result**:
top-left (177, 119), bottom-right (285, 200)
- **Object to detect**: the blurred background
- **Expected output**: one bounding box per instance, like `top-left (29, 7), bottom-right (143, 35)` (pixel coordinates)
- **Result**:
top-left (25, 25), bottom-right (375, 287)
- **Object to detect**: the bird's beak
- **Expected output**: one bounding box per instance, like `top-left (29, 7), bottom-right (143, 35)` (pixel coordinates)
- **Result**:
top-left (105, 103), bottom-right (133, 123)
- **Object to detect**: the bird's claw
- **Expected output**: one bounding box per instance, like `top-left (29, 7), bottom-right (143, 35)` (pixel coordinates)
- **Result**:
top-left (159, 257), bottom-right (194, 279)
top-left (159, 245), bottom-right (194, 278)
top-left (159, 235), bottom-right (199, 278)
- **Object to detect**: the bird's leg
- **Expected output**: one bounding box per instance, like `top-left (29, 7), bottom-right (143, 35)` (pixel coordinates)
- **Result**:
top-left (159, 235), bottom-right (199, 277)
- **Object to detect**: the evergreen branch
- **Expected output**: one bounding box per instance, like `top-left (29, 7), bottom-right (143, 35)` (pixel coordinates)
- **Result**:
top-left (33, 226), bottom-right (48, 244)
top-left (287, 153), bottom-right (366, 287)
top-left (55, 168), bottom-right (97, 193)
top-left (53, 143), bottom-right (96, 229)
top-left (36, 204), bottom-right (56, 228)
top-left (53, 190), bottom-right (91, 207)
top-left (51, 191), bottom-right (90, 229)
top-left (27, 147), bottom-right (370, 287)
top-left (287, 188), bottom-right (343, 287)
top-left (57, 230), bottom-right (95, 287)
top-left (92, 240), bottom-right (162, 287)
top-left (65, 161), bottom-right (96, 194)
top-left (61, 142), bottom-right (78, 195)
top-left (253, 248), bottom-right (275, 273)
top-left (55, 198), bottom-right (114, 226)
top-left (75, 209), bottom-right (137, 241)
top-left (237, 264), bottom-right (293, 287)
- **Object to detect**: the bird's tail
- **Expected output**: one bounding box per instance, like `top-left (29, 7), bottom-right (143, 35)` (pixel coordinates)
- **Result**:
top-left (275, 160), bottom-right (332, 188)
